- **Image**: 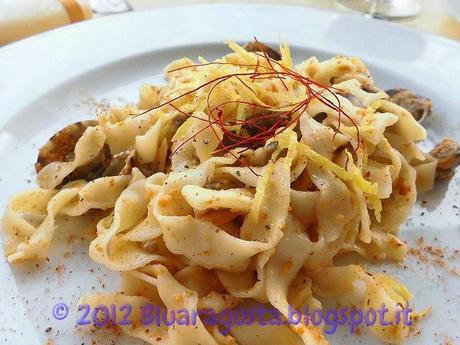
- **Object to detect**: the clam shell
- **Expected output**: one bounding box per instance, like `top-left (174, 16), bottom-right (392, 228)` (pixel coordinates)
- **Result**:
top-left (35, 120), bottom-right (111, 183)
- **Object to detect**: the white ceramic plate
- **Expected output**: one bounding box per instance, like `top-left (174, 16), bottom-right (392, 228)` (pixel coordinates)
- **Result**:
top-left (0, 4), bottom-right (459, 345)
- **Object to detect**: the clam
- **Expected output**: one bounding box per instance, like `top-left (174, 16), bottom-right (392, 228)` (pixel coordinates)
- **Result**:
top-left (386, 88), bottom-right (432, 123)
top-left (103, 149), bottom-right (135, 176)
top-left (35, 120), bottom-right (111, 183)
top-left (244, 40), bottom-right (282, 61)
top-left (430, 137), bottom-right (460, 178)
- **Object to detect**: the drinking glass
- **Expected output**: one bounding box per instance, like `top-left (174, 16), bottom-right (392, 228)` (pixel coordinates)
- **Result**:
top-left (337, 0), bottom-right (422, 18)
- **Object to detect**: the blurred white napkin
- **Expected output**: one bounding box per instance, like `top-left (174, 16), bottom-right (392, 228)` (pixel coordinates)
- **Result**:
top-left (445, 0), bottom-right (460, 21)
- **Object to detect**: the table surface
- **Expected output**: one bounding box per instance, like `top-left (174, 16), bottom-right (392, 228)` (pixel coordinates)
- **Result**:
top-left (127, 0), bottom-right (460, 41)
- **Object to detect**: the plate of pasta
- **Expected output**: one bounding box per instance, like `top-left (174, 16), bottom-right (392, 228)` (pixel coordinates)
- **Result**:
top-left (0, 4), bottom-right (459, 345)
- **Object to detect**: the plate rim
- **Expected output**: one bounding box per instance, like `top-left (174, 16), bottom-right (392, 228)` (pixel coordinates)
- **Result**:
top-left (2, 3), bottom-right (460, 53)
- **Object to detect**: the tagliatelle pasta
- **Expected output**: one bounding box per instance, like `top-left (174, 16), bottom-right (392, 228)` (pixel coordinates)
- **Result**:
top-left (2, 41), bottom-right (438, 344)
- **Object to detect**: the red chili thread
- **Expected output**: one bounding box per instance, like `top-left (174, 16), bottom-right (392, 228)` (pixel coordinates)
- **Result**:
top-left (135, 45), bottom-right (362, 173)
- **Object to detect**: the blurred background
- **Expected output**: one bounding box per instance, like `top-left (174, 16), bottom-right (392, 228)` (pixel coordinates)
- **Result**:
top-left (0, 0), bottom-right (459, 46)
